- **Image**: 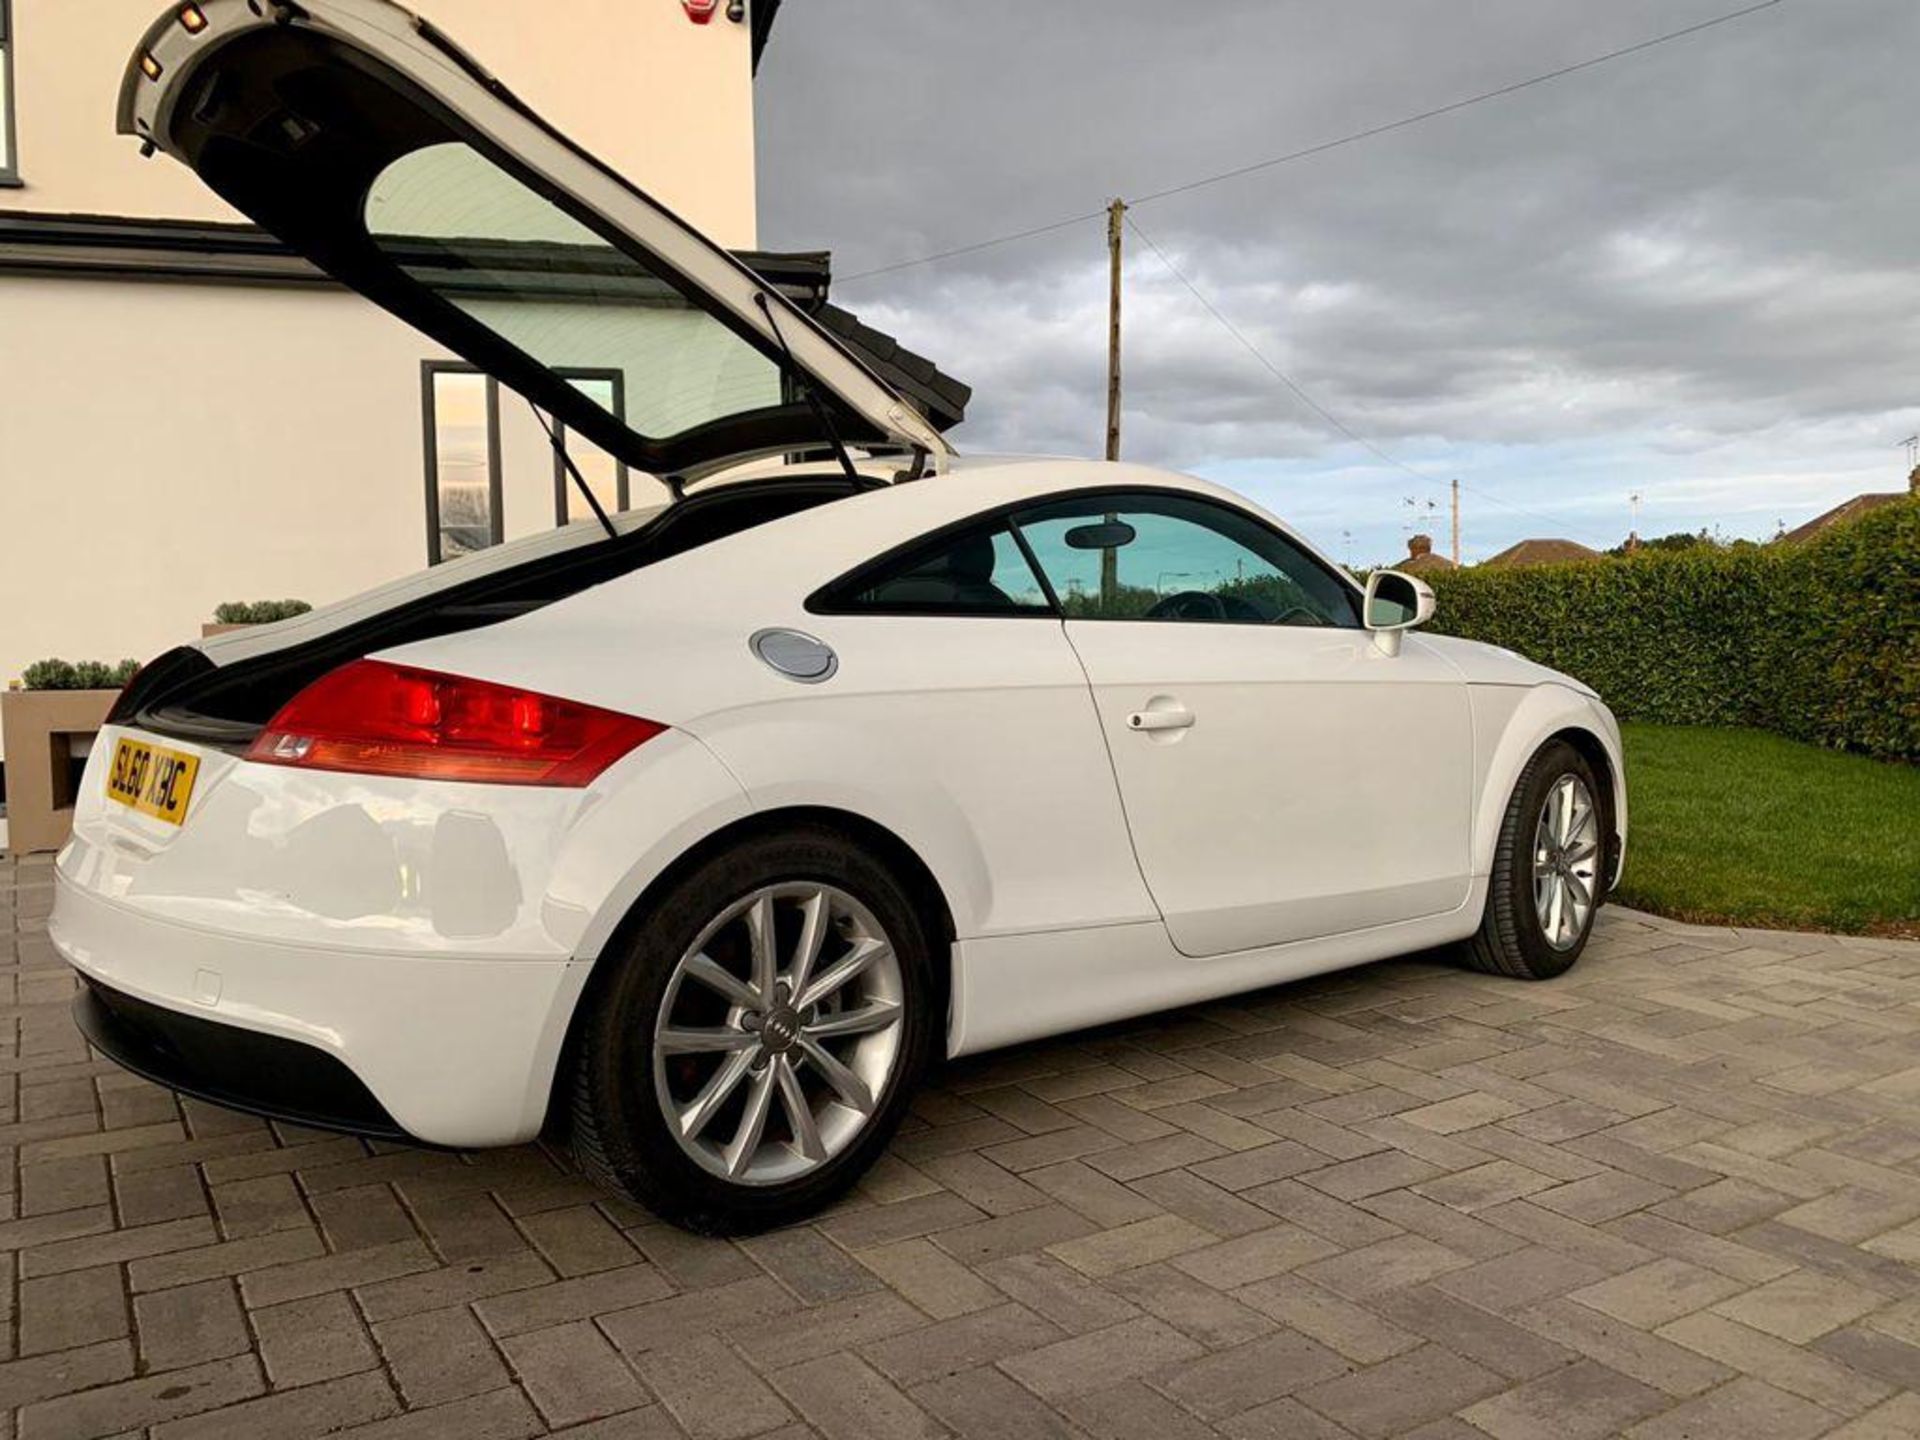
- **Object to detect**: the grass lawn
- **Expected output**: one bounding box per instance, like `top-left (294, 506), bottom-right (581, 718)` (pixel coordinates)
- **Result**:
top-left (1616, 724), bottom-right (1920, 938)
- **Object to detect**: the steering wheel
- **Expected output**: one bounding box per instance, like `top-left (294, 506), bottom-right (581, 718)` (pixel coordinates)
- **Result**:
top-left (1145, 590), bottom-right (1227, 621)
top-left (1268, 605), bottom-right (1320, 626)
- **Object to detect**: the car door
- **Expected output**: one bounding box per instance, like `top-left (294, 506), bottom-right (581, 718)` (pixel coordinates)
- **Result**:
top-left (1014, 490), bottom-right (1475, 958)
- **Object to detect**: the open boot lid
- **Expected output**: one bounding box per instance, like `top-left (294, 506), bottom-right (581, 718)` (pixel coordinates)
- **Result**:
top-left (118, 0), bottom-right (954, 483)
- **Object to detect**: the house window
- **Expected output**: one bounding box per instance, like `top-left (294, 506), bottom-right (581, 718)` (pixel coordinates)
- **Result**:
top-left (421, 363), bottom-right (503, 564)
top-left (1, 0), bottom-right (18, 185)
top-left (552, 370), bottom-right (630, 526)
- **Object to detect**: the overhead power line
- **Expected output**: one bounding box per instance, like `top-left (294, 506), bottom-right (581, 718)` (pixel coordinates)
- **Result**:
top-left (837, 0), bottom-right (1786, 285)
top-left (1124, 216), bottom-right (1408, 473)
top-left (1457, 479), bottom-right (1616, 552)
top-left (1125, 214), bottom-right (1618, 553)
top-left (837, 211), bottom-right (1106, 285)
top-left (1125, 0), bottom-right (1785, 210)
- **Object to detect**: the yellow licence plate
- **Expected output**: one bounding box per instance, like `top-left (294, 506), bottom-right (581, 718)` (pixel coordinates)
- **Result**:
top-left (105, 738), bottom-right (201, 826)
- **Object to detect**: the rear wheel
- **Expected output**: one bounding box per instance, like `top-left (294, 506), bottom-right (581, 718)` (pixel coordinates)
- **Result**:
top-left (1460, 739), bottom-right (1605, 980)
top-left (566, 826), bottom-right (937, 1233)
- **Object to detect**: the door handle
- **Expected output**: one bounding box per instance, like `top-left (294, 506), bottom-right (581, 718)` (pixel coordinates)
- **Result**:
top-left (1127, 705), bottom-right (1195, 733)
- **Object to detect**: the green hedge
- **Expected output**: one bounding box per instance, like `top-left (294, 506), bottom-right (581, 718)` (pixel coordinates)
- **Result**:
top-left (1426, 497), bottom-right (1919, 762)
top-left (213, 599), bottom-right (312, 625)
top-left (21, 658), bottom-right (141, 691)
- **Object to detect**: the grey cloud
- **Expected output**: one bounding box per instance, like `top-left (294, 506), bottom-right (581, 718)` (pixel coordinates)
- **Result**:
top-left (756, 0), bottom-right (1920, 545)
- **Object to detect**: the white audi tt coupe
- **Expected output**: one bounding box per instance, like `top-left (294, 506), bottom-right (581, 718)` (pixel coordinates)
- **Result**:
top-left (53, 0), bottom-right (1624, 1230)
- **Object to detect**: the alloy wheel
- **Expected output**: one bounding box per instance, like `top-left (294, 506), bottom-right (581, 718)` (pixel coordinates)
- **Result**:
top-left (652, 882), bottom-right (905, 1185)
top-left (1532, 773), bottom-right (1601, 952)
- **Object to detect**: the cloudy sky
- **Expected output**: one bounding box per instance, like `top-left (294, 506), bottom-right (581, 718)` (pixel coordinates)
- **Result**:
top-left (755, 0), bottom-right (1920, 565)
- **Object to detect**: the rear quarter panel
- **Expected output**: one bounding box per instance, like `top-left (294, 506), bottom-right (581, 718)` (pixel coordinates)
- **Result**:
top-left (685, 615), bottom-right (1159, 945)
top-left (378, 462), bottom-right (1210, 950)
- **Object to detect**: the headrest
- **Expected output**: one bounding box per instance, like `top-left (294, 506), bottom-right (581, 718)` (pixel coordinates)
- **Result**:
top-left (946, 532), bottom-right (998, 582)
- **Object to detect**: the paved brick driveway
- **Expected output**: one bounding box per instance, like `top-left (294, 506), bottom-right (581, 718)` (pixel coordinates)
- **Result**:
top-left (8, 854), bottom-right (1920, 1439)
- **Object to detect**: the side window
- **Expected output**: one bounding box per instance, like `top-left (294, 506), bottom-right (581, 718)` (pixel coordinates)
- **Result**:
top-left (834, 524), bottom-right (1052, 616)
top-left (1015, 492), bottom-right (1360, 628)
top-left (552, 369), bottom-right (630, 525)
top-left (0, 0), bottom-right (17, 185)
top-left (422, 363), bottom-right (504, 563)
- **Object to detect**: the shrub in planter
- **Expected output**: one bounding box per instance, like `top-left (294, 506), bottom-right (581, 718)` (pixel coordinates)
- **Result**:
top-left (212, 599), bottom-right (313, 625)
top-left (20, 658), bottom-right (141, 691)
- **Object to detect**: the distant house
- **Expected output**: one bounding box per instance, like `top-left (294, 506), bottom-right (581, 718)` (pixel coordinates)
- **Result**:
top-left (1777, 469), bottom-right (1919, 545)
top-left (1480, 538), bottom-right (1603, 569)
top-left (1399, 534), bottom-right (1456, 574)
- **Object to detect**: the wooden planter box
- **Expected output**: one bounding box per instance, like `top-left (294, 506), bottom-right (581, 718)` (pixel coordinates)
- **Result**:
top-left (1, 689), bottom-right (117, 856)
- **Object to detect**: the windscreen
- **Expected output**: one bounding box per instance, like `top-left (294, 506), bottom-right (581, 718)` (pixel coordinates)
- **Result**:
top-left (366, 142), bottom-right (783, 440)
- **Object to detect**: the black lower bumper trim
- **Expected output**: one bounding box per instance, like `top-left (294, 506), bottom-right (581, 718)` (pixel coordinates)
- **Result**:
top-left (74, 978), bottom-right (413, 1142)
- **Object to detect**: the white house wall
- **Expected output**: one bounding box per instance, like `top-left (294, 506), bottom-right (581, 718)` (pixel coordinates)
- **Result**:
top-left (0, 275), bottom-right (687, 709)
top-left (2, 278), bottom-right (417, 686)
top-left (0, 0), bottom-right (767, 766)
top-left (5, 0), bottom-right (760, 246)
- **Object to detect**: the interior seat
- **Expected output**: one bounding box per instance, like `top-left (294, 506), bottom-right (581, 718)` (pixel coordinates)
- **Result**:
top-left (864, 533), bottom-right (1016, 609)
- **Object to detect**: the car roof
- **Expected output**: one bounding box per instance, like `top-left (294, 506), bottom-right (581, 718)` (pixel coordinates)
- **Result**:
top-left (572, 457), bottom-right (1344, 626)
top-left (375, 458), bottom-right (1358, 717)
top-left (735, 459), bottom-right (1222, 591)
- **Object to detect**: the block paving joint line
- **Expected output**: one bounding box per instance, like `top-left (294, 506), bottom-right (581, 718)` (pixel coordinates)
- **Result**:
top-left (8, 854), bottom-right (1920, 1436)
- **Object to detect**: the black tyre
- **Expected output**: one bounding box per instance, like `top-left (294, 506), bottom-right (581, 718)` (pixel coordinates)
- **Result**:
top-left (1460, 739), bottom-right (1606, 980)
top-left (565, 825), bottom-right (938, 1233)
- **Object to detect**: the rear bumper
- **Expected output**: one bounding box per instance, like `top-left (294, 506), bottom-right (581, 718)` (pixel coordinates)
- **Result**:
top-left (74, 977), bottom-right (411, 1141)
top-left (50, 873), bottom-right (591, 1147)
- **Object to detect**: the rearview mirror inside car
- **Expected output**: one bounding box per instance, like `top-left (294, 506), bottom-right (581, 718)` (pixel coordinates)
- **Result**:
top-left (1064, 521), bottom-right (1138, 550)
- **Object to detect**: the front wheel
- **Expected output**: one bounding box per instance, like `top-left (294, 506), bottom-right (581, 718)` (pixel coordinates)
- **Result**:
top-left (1460, 739), bottom-right (1606, 980)
top-left (565, 826), bottom-right (937, 1233)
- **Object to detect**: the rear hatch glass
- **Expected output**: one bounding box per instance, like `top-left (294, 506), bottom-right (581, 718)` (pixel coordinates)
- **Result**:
top-left (119, 1), bottom-right (951, 479)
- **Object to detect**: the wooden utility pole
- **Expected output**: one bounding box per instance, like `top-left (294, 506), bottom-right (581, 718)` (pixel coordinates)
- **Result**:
top-left (1450, 478), bottom-right (1461, 567)
top-left (1101, 198), bottom-right (1126, 608)
top-left (1105, 198), bottom-right (1126, 463)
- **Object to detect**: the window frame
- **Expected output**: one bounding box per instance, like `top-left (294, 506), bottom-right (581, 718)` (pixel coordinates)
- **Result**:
top-left (550, 367), bottom-right (631, 526)
top-left (420, 359), bottom-right (505, 565)
top-left (1014, 489), bottom-right (1364, 629)
top-left (809, 518), bottom-right (1057, 620)
top-left (808, 485), bottom-right (1362, 626)
top-left (0, 0), bottom-right (19, 187)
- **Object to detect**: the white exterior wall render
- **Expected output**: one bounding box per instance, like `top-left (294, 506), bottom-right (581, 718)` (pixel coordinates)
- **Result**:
top-left (0, 0), bottom-right (764, 751)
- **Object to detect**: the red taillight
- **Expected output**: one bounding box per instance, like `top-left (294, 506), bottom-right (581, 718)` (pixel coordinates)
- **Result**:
top-left (682, 0), bottom-right (719, 22)
top-left (247, 661), bottom-right (665, 787)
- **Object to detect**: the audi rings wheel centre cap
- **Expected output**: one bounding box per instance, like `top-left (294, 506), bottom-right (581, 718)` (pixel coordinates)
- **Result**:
top-left (760, 1008), bottom-right (802, 1053)
top-left (653, 881), bottom-right (907, 1186)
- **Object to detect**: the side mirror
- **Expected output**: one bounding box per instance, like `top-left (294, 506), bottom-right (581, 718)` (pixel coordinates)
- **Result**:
top-left (1363, 570), bottom-right (1436, 656)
